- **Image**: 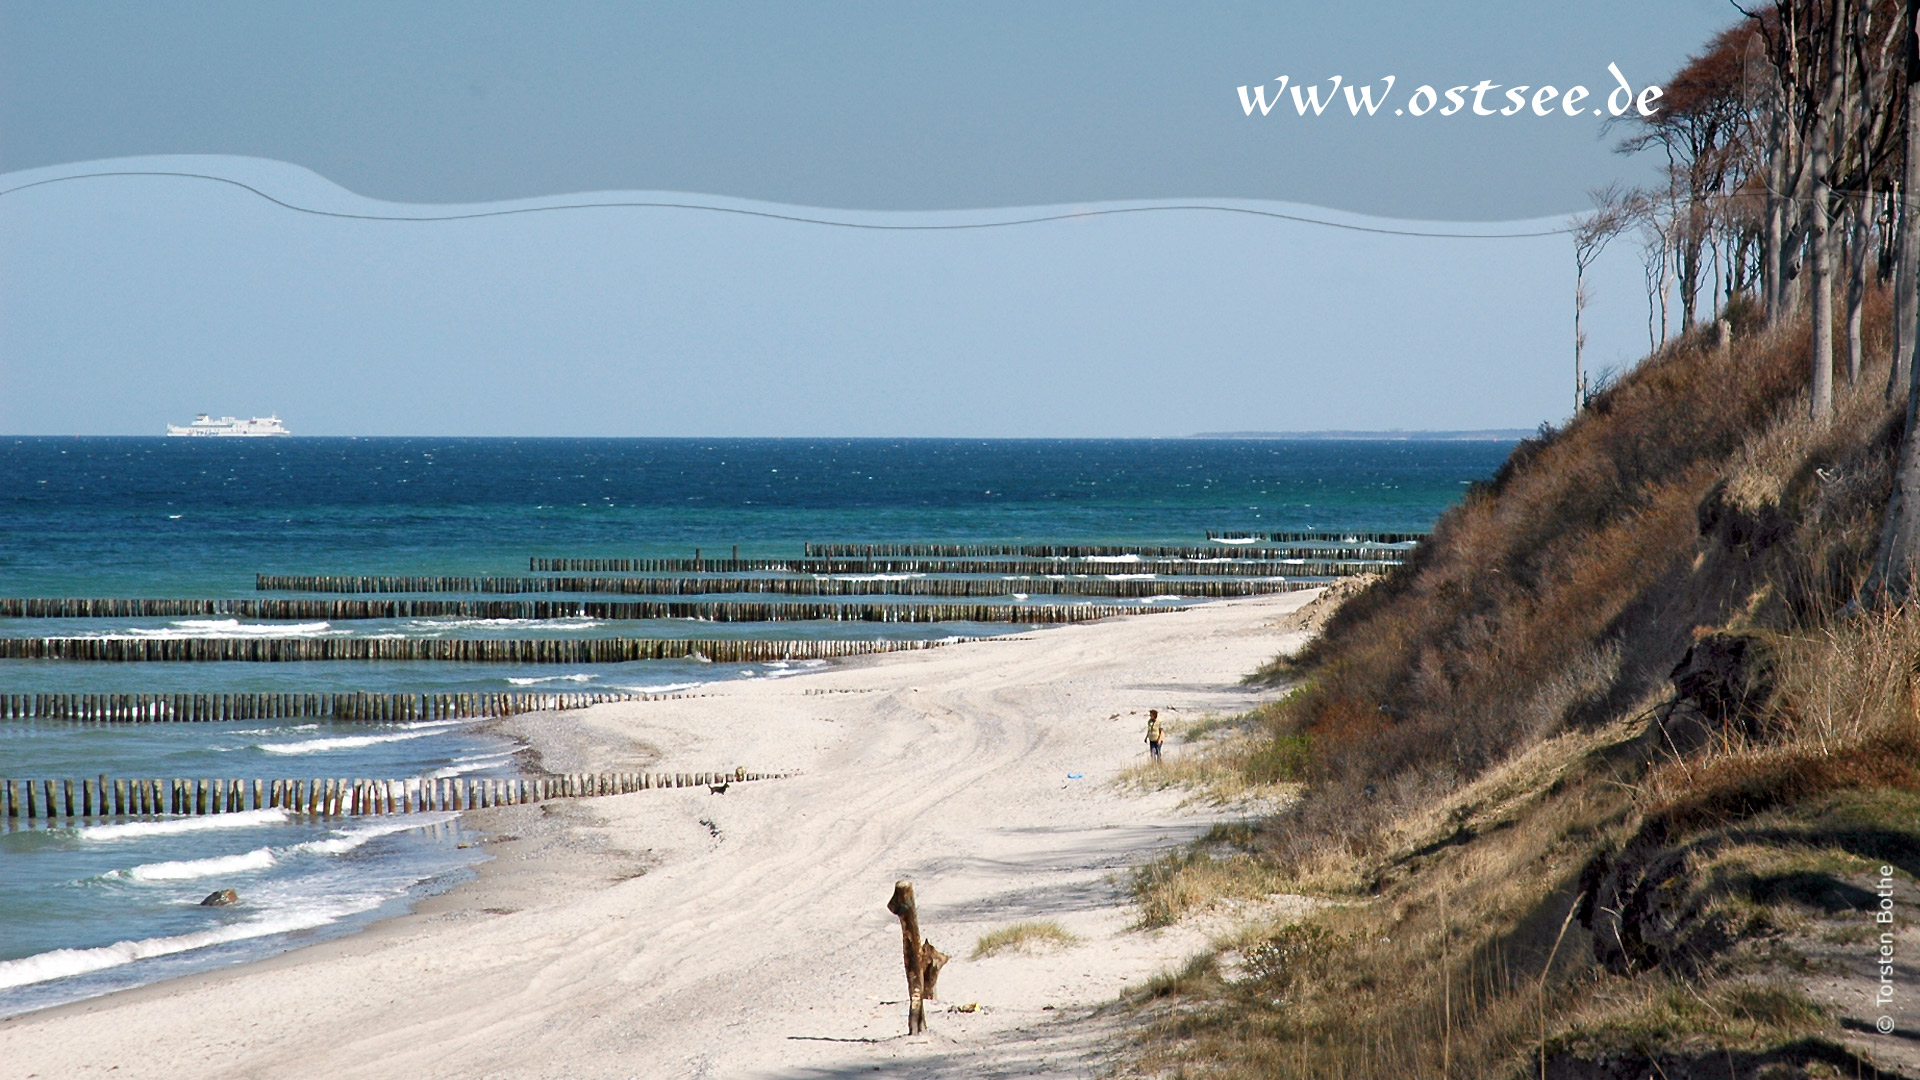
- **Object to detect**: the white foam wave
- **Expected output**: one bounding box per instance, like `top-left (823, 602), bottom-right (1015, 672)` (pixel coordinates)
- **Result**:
top-left (294, 813), bottom-right (458, 853)
top-left (0, 900), bottom-right (381, 991)
top-left (824, 573), bottom-right (925, 581)
top-left (227, 724), bottom-right (320, 735)
top-left (96, 619), bottom-right (343, 640)
top-left (257, 730), bottom-right (435, 755)
top-left (1212, 537), bottom-right (1260, 545)
top-left (80, 809), bottom-right (289, 841)
top-left (1083, 554), bottom-right (1143, 563)
top-left (1105, 573), bottom-right (1156, 580)
top-left (117, 847), bottom-right (278, 882)
top-left (110, 812), bottom-right (458, 880)
top-left (407, 617), bottom-right (603, 632)
top-left (430, 754), bottom-right (516, 779)
top-left (505, 673), bottom-right (599, 686)
top-left (610, 681), bottom-right (704, 694)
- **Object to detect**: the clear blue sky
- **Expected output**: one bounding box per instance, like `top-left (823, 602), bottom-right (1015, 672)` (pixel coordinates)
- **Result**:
top-left (0, 2), bottom-right (1738, 436)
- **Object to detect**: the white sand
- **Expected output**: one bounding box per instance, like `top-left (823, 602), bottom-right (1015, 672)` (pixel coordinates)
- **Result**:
top-left (1, 592), bottom-right (1311, 1079)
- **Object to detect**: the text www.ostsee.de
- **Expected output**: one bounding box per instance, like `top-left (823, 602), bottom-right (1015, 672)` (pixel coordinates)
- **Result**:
top-left (1238, 63), bottom-right (1662, 119)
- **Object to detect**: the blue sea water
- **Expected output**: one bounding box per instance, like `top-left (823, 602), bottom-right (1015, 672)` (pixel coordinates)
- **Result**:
top-left (0, 436), bottom-right (1512, 1014)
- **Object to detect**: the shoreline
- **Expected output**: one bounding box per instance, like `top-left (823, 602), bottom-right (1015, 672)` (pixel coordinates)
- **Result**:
top-left (1, 591), bottom-right (1315, 1078)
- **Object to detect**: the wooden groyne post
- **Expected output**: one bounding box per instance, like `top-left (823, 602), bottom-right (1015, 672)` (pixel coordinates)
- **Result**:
top-left (0, 690), bottom-right (647, 724)
top-left (0, 769), bottom-right (790, 821)
top-left (886, 879), bottom-right (948, 1035)
top-left (0, 595), bottom-right (1214, 623)
top-left (0, 636), bottom-right (979, 664)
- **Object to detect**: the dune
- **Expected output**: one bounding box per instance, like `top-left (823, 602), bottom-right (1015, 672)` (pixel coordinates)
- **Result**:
top-left (0, 591), bottom-right (1312, 1078)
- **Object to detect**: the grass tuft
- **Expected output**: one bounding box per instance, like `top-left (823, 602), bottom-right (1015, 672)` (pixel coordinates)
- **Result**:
top-left (969, 919), bottom-right (1080, 959)
top-left (1131, 845), bottom-right (1295, 929)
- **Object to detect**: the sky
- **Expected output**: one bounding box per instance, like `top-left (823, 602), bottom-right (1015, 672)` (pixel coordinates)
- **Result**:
top-left (0, 2), bottom-right (1742, 436)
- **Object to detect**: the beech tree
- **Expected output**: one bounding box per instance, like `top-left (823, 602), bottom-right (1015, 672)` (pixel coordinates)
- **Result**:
top-left (1617, 2), bottom-right (1920, 598)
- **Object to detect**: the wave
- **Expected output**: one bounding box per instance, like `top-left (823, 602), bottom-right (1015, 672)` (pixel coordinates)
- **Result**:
top-left (0, 900), bottom-right (381, 991)
top-left (116, 847), bottom-right (278, 882)
top-left (824, 573), bottom-right (925, 582)
top-left (405, 617), bottom-right (604, 632)
top-left (430, 754), bottom-right (517, 779)
top-left (252, 717), bottom-right (467, 755)
top-left (1212, 537), bottom-right (1261, 545)
top-left (606, 680), bottom-right (704, 694)
top-left (1083, 554), bottom-right (1142, 563)
top-left (94, 619), bottom-right (344, 640)
top-left (108, 812), bottom-right (460, 881)
top-left (227, 724), bottom-right (320, 735)
top-left (505, 673), bottom-right (599, 686)
top-left (256, 730), bottom-right (435, 755)
top-left (1105, 573), bottom-right (1156, 580)
top-left (294, 813), bottom-right (458, 854)
top-left (80, 809), bottom-right (289, 841)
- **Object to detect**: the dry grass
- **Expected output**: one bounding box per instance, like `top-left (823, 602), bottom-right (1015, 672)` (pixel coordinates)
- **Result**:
top-left (1256, 303), bottom-right (1898, 868)
top-left (1117, 706), bottom-right (1305, 806)
top-left (1643, 602), bottom-right (1920, 833)
top-left (1115, 295), bottom-right (1920, 1078)
top-left (1131, 828), bottom-right (1299, 929)
top-left (970, 919), bottom-right (1079, 959)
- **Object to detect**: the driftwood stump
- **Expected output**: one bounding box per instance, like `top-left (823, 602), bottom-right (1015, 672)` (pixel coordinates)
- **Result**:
top-left (886, 879), bottom-right (949, 1034)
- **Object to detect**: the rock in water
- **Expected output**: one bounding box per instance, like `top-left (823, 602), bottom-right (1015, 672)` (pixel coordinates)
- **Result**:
top-left (200, 889), bottom-right (239, 907)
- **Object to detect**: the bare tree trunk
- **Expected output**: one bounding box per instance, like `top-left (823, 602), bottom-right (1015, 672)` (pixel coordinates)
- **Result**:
top-left (884, 880), bottom-right (947, 1035)
top-left (1808, 183), bottom-right (1833, 420)
top-left (1848, 196), bottom-right (1868, 384)
top-left (1574, 269), bottom-right (1587, 413)
top-left (1767, 111), bottom-right (1789, 322)
top-left (1895, 177), bottom-right (1916, 396)
top-left (1809, 0), bottom-right (1849, 422)
top-left (1679, 220), bottom-right (1700, 333)
top-left (887, 880), bottom-right (927, 1035)
top-left (1865, 0), bottom-right (1920, 606)
top-left (1895, 101), bottom-right (1920, 399)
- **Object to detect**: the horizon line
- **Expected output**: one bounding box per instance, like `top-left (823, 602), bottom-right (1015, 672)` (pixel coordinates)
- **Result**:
top-left (5, 431), bottom-right (1536, 441)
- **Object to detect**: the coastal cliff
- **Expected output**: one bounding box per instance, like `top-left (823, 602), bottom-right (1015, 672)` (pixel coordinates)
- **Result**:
top-left (1126, 300), bottom-right (1920, 1078)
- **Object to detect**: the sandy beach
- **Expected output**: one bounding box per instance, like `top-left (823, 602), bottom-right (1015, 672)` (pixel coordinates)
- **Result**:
top-left (1, 591), bottom-right (1311, 1079)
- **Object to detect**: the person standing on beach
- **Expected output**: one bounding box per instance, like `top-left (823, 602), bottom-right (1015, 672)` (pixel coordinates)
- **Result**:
top-left (1145, 709), bottom-right (1163, 762)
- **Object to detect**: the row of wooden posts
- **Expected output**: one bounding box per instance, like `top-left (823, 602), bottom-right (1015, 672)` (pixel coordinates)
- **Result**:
top-left (257, 565), bottom-right (1377, 594)
top-left (804, 538), bottom-right (1421, 558)
top-left (2, 767), bottom-right (778, 821)
top-left (0, 593), bottom-right (1233, 619)
top-left (1204, 529), bottom-right (1429, 545)
top-left (0, 635), bottom-right (974, 664)
top-left (520, 558), bottom-right (1386, 577)
top-left (526, 547), bottom-right (1396, 571)
top-left (0, 690), bottom-right (664, 724)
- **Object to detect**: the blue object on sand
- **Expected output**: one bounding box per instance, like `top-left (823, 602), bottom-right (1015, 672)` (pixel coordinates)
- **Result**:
top-left (1067, 773), bottom-right (1083, 779)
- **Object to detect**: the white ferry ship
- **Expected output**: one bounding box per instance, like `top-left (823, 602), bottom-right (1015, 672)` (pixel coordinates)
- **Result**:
top-left (165, 414), bottom-right (291, 437)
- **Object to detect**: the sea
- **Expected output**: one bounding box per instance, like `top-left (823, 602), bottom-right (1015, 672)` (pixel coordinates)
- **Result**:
top-left (0, 436), bottom-right (1512, 1014)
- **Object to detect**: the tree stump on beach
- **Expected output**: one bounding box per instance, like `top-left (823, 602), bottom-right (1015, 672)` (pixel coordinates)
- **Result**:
top-left (886, 880), bottom-right (949, 1034)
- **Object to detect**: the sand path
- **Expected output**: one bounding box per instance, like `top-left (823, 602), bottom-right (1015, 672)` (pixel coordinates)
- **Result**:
top-left (1, 592), bottom-right (1309, 1079)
